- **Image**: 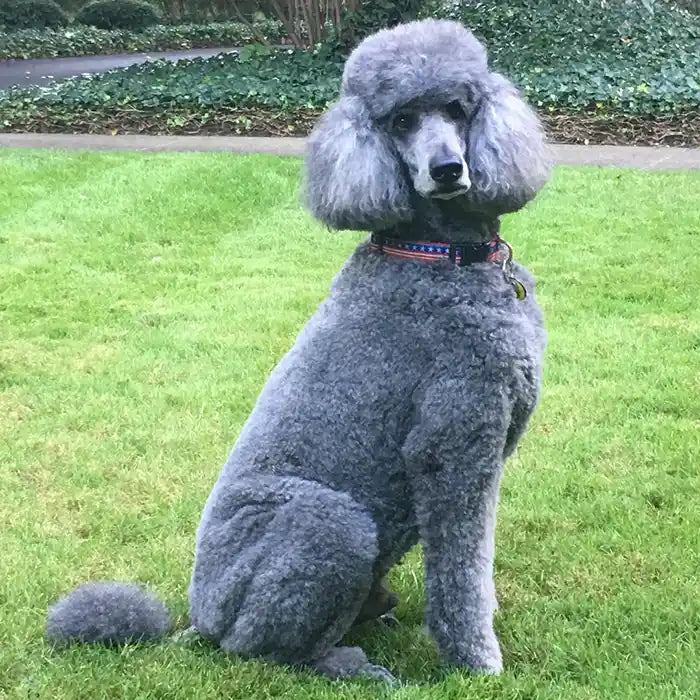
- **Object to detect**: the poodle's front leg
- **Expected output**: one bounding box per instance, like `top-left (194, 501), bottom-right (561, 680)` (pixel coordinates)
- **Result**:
top-left (414, 464), bottom-right (503, 673)
top-left (403, 380), bottom-right (511, 674)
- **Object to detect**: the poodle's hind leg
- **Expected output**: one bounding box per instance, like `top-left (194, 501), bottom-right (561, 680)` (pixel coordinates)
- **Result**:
top-left (189, 476), bottom-right (394, 681)
top-left (353, 578), bottom-right (399, 626)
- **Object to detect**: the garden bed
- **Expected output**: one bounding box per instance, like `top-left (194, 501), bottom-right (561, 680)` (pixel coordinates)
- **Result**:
top-left (0, 20), bottom-right (285, 59)
top-left (1, 0), bottom-right (698, 145)
top-left (1, 41), bottom-right (698, 146)
top-left (2, 102), bottom-right (699, 147)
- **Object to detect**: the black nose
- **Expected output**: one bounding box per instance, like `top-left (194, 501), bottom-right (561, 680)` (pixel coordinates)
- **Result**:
top-left (429, 159), bottom-right (463, 184)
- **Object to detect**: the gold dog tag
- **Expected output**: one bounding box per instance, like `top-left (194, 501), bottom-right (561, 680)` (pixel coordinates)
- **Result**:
top-left (499, 240), bottom-right (527, 301)
top-left (511, 278), bottom-right (527, 301)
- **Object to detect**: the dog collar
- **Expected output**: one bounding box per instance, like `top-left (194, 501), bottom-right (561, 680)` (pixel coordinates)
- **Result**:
top-left (369, 232), bottom-right (527, 300)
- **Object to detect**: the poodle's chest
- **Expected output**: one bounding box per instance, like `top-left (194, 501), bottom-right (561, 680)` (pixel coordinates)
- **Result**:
top-left (432, 300), bottom-right (543, 355)
top-left (425, 299), bottom-right (545, 402)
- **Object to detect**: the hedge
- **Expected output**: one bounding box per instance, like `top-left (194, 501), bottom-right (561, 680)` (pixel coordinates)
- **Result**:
top-left (0, 20), bottom-right (285, 60)
top-left (75, 0), bottom-right (162, 30)
top-left (0, 0), bottom-right (68, 29)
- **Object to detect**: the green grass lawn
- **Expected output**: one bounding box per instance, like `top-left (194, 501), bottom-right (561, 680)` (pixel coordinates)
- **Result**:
top-left (1, 150), bottom-right (698, 700)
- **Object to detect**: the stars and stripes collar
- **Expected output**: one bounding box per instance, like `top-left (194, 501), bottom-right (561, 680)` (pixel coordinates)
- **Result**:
top-left (369, 231), bottom-right (528, 300)
top-left (369, 232), bottom-right (501, 265)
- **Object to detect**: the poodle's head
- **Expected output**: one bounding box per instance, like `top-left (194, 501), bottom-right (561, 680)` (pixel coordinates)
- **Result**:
top-left (305, 19), bottom-right (551, 231)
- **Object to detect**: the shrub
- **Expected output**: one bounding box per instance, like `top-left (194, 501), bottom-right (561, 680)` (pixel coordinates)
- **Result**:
top-left (430, 0), bottom-right (699, 71)
top-left (339, 0), bottom-right (424, 46)
top-left (76, 0), bottom-right (161, 30)
top-left (0, 0), bottom-right (68, 29)
top-left (428, 0), bottom-right (700, 113)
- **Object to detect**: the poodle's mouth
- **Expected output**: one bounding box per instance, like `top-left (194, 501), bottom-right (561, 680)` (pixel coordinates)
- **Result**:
top-left (430, 185), bottom-right (470, 200)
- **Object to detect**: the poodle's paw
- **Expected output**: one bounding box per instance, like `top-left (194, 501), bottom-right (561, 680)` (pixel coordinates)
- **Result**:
top-left (169, 626), bottom-right (201, 646)
top-left (360, 663), bottom-right (397, 684)
top-left (465, 653), bottom-right (503, 676)
top-left (312, 646), bottom-right (397, 683)
top-left (312, 645), bottom-right (395, 682)
top-left (354, 583), bottom-right (399, 625)
top-left (379, 611), bottom-right (400, 627)
top-left (454, 634), bottom-right (503, 675)
top-left (440, 626), bottom-right (503, 675)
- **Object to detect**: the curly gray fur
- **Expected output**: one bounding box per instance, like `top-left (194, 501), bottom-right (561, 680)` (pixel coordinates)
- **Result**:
top-left (305, 18), bottom-right (550, 229)
top-left (305, 96), bottom-right (413, 231)
top-left (46, 582), bottom-right (171, 645)
top-left (46, 19), bottom-right (549, 681)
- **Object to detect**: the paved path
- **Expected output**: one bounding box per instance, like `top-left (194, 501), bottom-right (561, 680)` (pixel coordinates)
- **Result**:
top-left (0, 133), bottom-right (698, 169)
top-left (0, 47), bottom-right (240, 90)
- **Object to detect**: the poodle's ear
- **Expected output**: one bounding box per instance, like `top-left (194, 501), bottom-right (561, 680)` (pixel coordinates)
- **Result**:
top-left (467, 73), bottom-right (551, 214)
top-left (304, 96), bottom-right (412, 231)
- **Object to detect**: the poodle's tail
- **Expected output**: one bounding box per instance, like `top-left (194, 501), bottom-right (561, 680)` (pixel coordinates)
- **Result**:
top-left (46, 581), bottom-right (172, 646)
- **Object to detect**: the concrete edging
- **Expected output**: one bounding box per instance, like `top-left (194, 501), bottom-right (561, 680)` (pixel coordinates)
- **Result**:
top-left (0, 133), bottom-right (699, 170)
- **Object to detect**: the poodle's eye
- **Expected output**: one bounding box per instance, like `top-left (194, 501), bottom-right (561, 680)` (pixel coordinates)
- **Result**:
top-left (445, 101), bottom-right (466, 121)
top-left (391, 111), bottom-right (416, 133)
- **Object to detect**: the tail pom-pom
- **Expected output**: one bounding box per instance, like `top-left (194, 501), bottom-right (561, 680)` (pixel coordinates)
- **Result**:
top-left (47, 581), bottom-right (172, 646)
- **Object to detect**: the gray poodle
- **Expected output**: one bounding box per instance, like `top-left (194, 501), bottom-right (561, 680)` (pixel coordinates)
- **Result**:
top-left (46, 19), bottom-right (550, 682)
